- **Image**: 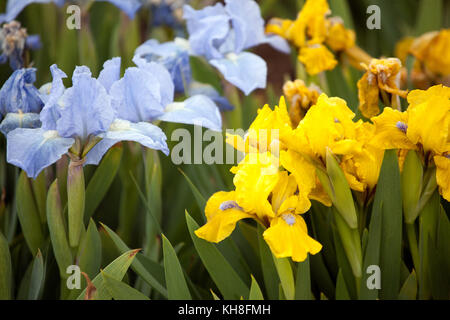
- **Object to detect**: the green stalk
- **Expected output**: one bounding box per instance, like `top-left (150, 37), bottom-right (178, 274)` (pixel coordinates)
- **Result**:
top-left (406, 223), bottom-right (420, 274)
top-left (67, 159), bottom-right (85, 248)
top-left (335, 211), bottom-right (362, 286)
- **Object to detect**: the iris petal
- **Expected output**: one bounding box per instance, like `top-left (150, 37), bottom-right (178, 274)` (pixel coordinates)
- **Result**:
top-left (6, 128), bottom-right (74, 179)
top-left (158, 95), bottom-right (222, 132)
top-left (84, 119), bottom-right (169, 165)
top-left (210, 52), bottom-right (267, 95)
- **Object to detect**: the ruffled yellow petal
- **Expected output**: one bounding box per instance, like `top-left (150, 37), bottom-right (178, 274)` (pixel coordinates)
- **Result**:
top-left (233, 152), bottom-right (280, 220)
top-left (411, 29), bottom-right (450, 76)
top-left (271, 171), bottom-right (297, 214)
top-left (283, 79), bottom-right (321, 126)
top-left (287, 94), bottom-right (358, 159)
top-left (263, 214), bottom-right (322, 262)
top-left (326, 20), bottom-right (355, 52)
top-left (371, 107), bottom-right (416, 150)
top-left (196, 191), bottom-right (254, 243)
top-left (280, 149), bottom-right (316, 211)
top-left (357, 72), bottom-right (381, 118)
top-left (406, 85), bottom-right (450, 154)
top-left (434, 155), bottom-right (450, 201)
top-left (299, 44), bottom-right (337, 75)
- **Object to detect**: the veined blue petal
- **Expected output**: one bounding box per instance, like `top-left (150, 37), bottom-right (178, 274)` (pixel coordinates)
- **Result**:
top-left (158, 94), bottom-right (222, 132)
top-left (6, 128), bottom-right (74, 179)
top-left (0, 68), bottom-right (43, 116)
top-left (39, 64), bottom-right (67, 130)
top-left (0, 112), bottom-right (41, 135)
top-left (187, 81), bottom-right (234, 111)
top-left (210, 52), bottom-right (267, 95)
top-left (110, 66), bottom-right (164, 123)
top-left (133, 57), bottom-right (174, 107)
top-left (224, 0), bottom-right (265, 52)
top-left (97, 0), bottom-right (142, 19)
top-left (134, 40), bottom-right (191, 93)
top-left (56, 70), bottom-right (115, 139)
top-left (183, 3), bottom-right (230, 60)
top-left (98, 57), bottom-right (121, 93)
top-left (84, 119), bottom-right (169, 165)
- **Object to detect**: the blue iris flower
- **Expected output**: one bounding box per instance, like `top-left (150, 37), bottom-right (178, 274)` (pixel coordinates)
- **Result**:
top-left (0, 21), bottom-right (42, 70)
top-left (86, 55), bottom-right (222, 165)
top-left (134, 38), bottom-right (233, 111)
top-left (183, 0), bottom-right (290, 95)
top-left (0, 0), bottom-right (142, 23)
top-left (0, 68), bottom-right (43, 135)
top-left (149, 0), bottom-right (188, 35)
top-left (7, 56), bottom-right (222, 178)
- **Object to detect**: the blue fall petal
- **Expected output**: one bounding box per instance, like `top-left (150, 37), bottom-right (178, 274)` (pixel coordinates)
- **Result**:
top-left (6, 128), bottom-right (74, 179)
top-left (39, 64), bottom-right (67, 130)
top-left (0, 112), bottom-right (41, 135)
top-left (84, 119), bottom-right (169, 165)
top-left (0, 68), bottom-right (43, 116)
top-left (98, 57), bottom-right (121, 93)
top-left (56, 67), bottom-right (115, 140)
top-left (210, 52), bottom-right (267, 95)
top-left (109, 66), bottom-right (165, 123)
top-left (187, 81), bottom-right (234, 111)
top-left (0, 0), bottom-right (57, 23)
top-left (98, 0), bottom-right (142, 19)
top-left (158, 95), bottom-right (222, 132)
top-left (262, 34), bottom-right (291, 54)
top-left (134, 39), bottom-right (191, 93)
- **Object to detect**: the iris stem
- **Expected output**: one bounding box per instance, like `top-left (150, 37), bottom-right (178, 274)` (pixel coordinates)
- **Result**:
top-left (406, 222), bottom-right (420, 274)
top-left (67, 159), bottom-right (85, 248)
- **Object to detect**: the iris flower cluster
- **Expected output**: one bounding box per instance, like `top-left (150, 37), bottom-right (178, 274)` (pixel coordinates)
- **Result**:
top-left (196, 82), bottom-right (450, 263)
top-left (3, 55), bottom-right (222, 179)
top-left (266, 0), bottom-right (359, 75)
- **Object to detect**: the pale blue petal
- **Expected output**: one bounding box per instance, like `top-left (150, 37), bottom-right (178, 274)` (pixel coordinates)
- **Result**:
top-left (133, 57), bottom-right (174, 107)
top-left (262, 35), bottom-right (291, 54)
top-left (110, 66), bottom-right (164, 123)
top-left (210, 52), bottom-right (267, 95)
top-left (0, 0), bottom-right (55, 23)
top-left (98, 0), bottom-right (142, 19)
top-left (134, 40), bottom-right (191, 93)
top-left (84, 119), bottom-right (169, 165)
top-left (224, 0), bottom-right (265, 51)
top-left (187, 81), bottom-right (234, 111)
top-left (0, 68), bottom-right (43, 116)
top-left (56, 70), bottom-right (115, 139)
top-left (98, 57), bottom-right (121, 93)
top-left (6, 128), bottom-right (74, 179)
top-left (39, 64), bottom-right (67, 130)
top-left (158, 95), bottom-right (222, 131)
top-left (0, 112), bottom-right (41, 135)
top-left (183, 3), bottom-right (230, 60)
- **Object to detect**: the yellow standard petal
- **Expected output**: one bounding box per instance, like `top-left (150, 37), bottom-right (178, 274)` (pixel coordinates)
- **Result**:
top-left (326, 18), bottom-right (356, 52)
top-left (283, 79), bottom-right (321, 127)
top-left (434, 154), bottom-right (450, 202)
top-left (233, 152), bottom-right (280, 221)
top-left (195, 191), bottom-right (254, 243)
top-left (263, 214), bottom-right (322, 262)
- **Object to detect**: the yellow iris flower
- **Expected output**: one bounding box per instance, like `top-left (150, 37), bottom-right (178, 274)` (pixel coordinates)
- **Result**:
top-left (283, 79), bottom-right (321, 127)
top-left (266, 0), bottom-right (355, 75)
top-left (357, 58), bottom-right (408, 118)
top-left (371, 84), bottom-right (450, 201)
